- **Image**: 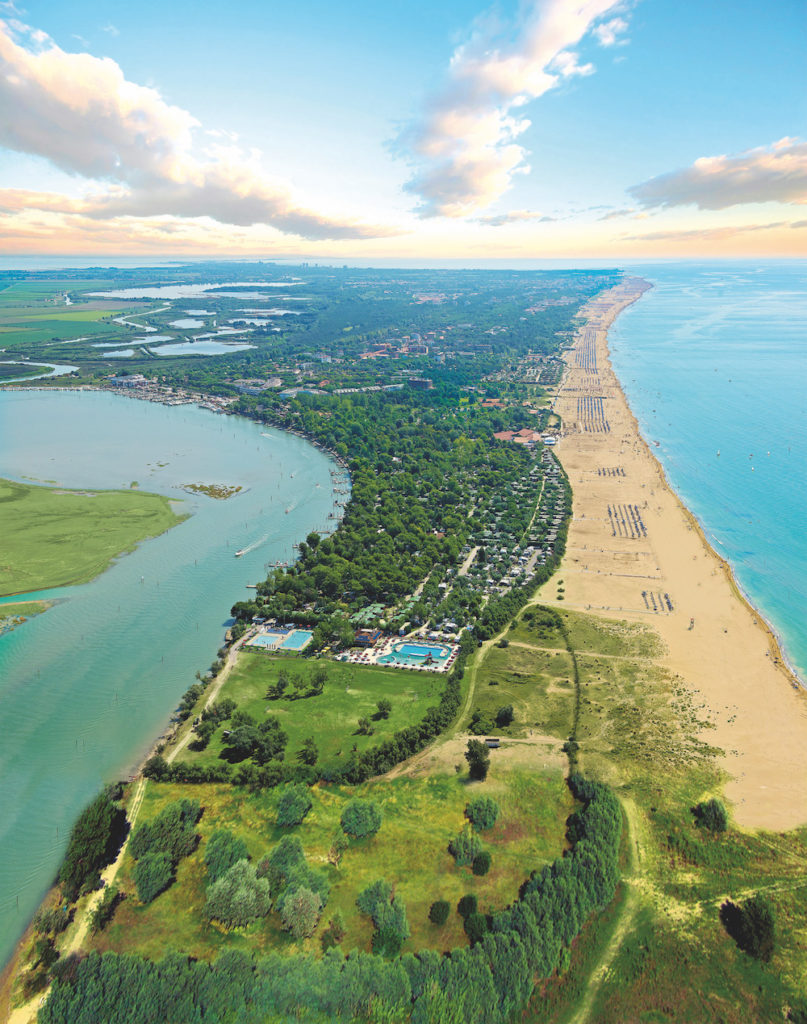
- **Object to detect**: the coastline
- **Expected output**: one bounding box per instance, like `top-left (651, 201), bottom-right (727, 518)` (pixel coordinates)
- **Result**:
top-left (545, 277), bottom-right (807, 831)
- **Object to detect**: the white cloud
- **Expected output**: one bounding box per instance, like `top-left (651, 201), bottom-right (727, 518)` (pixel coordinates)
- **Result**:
top-left (622, 221), bottom-right (787, 243)
top-left (475, 208), bottom-right (555, 226)
top-left (0, 20), bottom-right (395, 240)
top-left (401, 0), bottom-right (630, 218)
top-left (593, 17), bottom-right (628, 46)
top-left (100, 24), bottom-right (119, 36)
top-left (629, 138), bottom-right (807, 210)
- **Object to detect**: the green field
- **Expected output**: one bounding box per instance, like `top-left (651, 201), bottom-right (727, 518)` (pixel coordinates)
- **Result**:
top-left (92, 767), bottom-right (573, 962)
top-left (177, 653), bottom-right (445, 770)
top-left (0, 477), bottom-right (186, 596)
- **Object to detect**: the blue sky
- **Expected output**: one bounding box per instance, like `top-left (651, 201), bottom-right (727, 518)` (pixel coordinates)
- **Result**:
top-left (0, 0), bottom-right (804, 256)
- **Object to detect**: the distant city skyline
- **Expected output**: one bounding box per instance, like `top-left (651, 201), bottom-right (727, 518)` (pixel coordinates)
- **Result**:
top-left (0, 0), bottom-right (804, 258)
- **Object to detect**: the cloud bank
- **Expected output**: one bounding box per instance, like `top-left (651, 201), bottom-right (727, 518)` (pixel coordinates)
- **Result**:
top-left (0, 20), bottom-right (393, 240)
top-left (401, 0), bottom-right (630, 218)
top-left (629, 138), bottom-right (807, 210)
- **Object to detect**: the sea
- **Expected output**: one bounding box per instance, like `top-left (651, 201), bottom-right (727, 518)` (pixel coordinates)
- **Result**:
top-left (611, 260), bottom-right (807, 684)
top-left (0, 391), bottom-right (337, 968)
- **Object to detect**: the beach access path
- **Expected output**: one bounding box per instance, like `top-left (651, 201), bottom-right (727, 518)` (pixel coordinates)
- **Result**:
top-left (544, 277), bottom-right (807, 831)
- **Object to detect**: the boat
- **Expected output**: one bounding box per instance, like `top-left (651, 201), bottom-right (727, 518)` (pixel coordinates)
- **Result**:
top-left (235, 549), bottom-right (246, 557)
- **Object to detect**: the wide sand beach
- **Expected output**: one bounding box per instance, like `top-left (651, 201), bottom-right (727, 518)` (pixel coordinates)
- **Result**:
top-left (547, 277), bottom-right (807, 831)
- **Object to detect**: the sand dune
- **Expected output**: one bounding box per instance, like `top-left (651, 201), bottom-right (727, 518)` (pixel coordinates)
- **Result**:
top-left (546, 278), bottom-right (807, 831)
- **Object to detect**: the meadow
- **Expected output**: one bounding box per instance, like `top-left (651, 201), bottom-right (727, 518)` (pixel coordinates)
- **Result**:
top-left (0, 477), bottom-right (185, 596)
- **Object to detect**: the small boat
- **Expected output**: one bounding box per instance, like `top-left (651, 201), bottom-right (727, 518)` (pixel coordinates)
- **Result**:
top-left (235, 549), bottom-right (246, 557)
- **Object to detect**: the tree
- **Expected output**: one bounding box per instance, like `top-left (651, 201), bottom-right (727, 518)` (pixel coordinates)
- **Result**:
top-left (204, 830), bottom-right (249, 884)
top-left (356, 879), bottom-right (410, 957)
top-left (204, 860), bottom-right (272, 928)
top-left (721, 895), bottom-right (775, 962)
top-left (297, 737), bottom-right (319, 766)
top-left (693, 798), bottom-right (728, 834)
top-left (457, 894), bottom-right (477, 919)
top-left (449, 825), bottom-right (484, 867)
top-left (472, 851), bottom-right (492, 876)
top-left (495, 705), bottom-right (514, 727)
top-left (280, 886), bottom-right (323, 940)
top-left (464, 911), bottom-right (489, 944)
top-left (327, 831), bottom-right (349, 868)
top-left (465, 739), bottom-right (490, 781)
top-left (429, 900), bottom-right (450, 925)
top-left (341, 800), bottom-right (382, 839)
top-left (376, 698), bottom-right (392, 719)
top-left (465, 796), bottom-right (499, 831)
top-left (133, 851), bottom-right (173, 904)
top-left (89, 886), bottom-right (121, 933)
top-left (357, 716), bottom-right (374, 736)
top-left (277, 784), bottom-right (313, 827)
top-left (57, 791), bottom-right (126, 901)
top-left (320, 910), bottom-right (346, 950)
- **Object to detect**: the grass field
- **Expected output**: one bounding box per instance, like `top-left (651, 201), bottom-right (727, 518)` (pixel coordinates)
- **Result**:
top-left (92, 767), bottom-right (573, 962)
top-left (0, 477), bottom-right (186, 596)
top-left (176, 653), bottom-right (445, 771)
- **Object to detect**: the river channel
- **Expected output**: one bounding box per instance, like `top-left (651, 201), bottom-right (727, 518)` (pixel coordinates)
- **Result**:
top-left (0, 389), bottom-right (338, 967)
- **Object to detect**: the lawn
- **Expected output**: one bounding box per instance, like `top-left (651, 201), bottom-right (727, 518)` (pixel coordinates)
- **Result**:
top-left (0, 477), bottom-right (186, 596)
top-left (92, 767), bottom-right (574, 962)
top-left (176, 653), bottom-right (445, 771)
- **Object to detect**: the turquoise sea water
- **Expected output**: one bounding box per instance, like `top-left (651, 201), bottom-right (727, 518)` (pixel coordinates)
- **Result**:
top-left (611, 261), bottom-right (807, 683)
top-left (0, 391), bottom-right (337, 967)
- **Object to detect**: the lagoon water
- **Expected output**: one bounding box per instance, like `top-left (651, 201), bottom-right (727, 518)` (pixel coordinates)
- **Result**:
top-left (0, 390), bottom-right (337, 967)
top-left (611, 261), bottom-right (807, 682)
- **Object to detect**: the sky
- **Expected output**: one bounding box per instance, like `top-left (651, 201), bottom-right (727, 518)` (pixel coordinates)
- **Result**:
top-left (0, 0), bottom-right (804, 259)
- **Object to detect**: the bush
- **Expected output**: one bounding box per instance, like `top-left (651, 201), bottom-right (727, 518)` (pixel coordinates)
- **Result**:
top-left (465, 796), bottom-right (499, 831)
top-left (472, 851), bottom-right (492, 876)
top-left (320, 910), bottom-right (346, 951)
top-left (280, 886), bottom-right (323, 940)
top-left (341, 800), bottom-right (382, 839)
top-left (33, 908), bottom-right (70, 936)
top-left (376, 698), bottom-right (392, 719)
top-left (133, 852), bottom-right (173, 904)
top-left (428, 900), bottom-right (450, 925)
top-left (129, 800), bottom-right (201, 864)
top-left (204, 860), bottom-right (272, 928)
top-left (204, 829), bottom-right (249, 884)
top-left (457, 894), bottom-right (477, 919)
top-left (468, 710), bottom-right (494, 735)
top-left (276, 784), bottom-right (313, 827)
top-left (465, 739), bottom-right (490, 780)
top-left (449, 825), bottom-right (484, 867)
top-left (693, 798), bottom-right (728, 834)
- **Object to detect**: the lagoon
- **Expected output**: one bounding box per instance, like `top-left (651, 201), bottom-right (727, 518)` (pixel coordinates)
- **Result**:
top-left (0, 390), bottom-right (337, 968)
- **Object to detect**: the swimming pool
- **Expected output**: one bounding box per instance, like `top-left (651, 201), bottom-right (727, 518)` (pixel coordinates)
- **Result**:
top-left (379, 641), bottom-right (452, 667)
top-left (248, 629), bottom-right (313, 652)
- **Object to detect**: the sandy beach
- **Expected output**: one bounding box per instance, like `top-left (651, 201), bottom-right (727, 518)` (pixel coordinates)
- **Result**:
top-left (546, 277), bottom-right (807, 831)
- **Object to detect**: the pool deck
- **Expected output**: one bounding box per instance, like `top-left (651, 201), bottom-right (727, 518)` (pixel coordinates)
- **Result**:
top-left (341, 634), bottom-right (460, 673)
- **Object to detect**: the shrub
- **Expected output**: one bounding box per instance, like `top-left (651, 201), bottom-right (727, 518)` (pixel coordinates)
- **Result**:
top-left (133, 851), bottom-right (173, 904)
top-left (280, 886), bottom-right (323, 940)
top-left (449, 825), bottom-right (484, 867)
top-left (89, 886), bottom-right (120, 933)
top-left (376, 698), bottom-right (392, 719)
top-left (465, 739), bottom-right (490, 780)
top-left (457, 894), bottom-right (477, 919)
top-left (276, 784), bottom-right (313, 827)
top-left (472, 851), bottom-right (492, 876)
top-left (341, 800), bottom-right (382, 839)
top-left (428, 900), bottom-right (450, 925)
top-left (465, 796), bottom-right (499, 831)
top-left (320, 910), bottom-right (346, 950)
top-left (693, 798), bottom-right (728, 834)
top-left (129, 800), bottom-right (201, 864)
top-left (204, 860), bottom-right (272, 928)
top-left (33, 908), bottom-right (70, 936)
top-left (468, 710), bottom-right (494, 735)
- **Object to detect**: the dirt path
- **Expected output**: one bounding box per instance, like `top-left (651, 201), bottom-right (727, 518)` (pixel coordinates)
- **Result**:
top-left (569, 796), bottom-right (644, 1024)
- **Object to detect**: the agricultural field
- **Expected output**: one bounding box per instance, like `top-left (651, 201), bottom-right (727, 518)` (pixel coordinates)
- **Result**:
top-left (0, 477), bottom-right (186, 596)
